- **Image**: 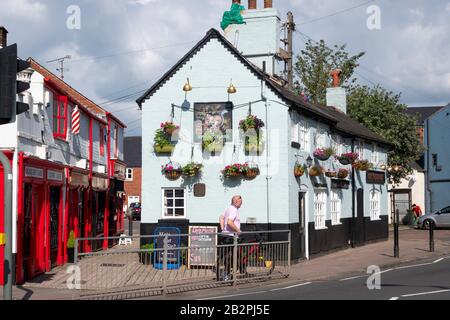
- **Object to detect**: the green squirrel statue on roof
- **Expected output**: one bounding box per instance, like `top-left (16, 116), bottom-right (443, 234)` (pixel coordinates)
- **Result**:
top-left (221, 0), bottom-right (246, 30)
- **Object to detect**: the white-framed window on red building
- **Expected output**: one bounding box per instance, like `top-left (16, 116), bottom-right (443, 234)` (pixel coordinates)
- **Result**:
top-left (114, 125), bottom-right (119, 158)
top-left (53, 95), bottom-right (68, 139)
top-left (100, 126), bottom-right (105, 156)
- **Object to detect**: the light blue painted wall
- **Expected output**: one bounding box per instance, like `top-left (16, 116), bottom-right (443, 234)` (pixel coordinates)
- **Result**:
top-left (425, 104), bottom-right (450, 212)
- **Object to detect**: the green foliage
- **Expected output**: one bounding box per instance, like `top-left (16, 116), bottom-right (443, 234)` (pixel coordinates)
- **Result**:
top-left (154, 129), bottom-right (171, 147)
top-left (294, 39), bottom-right (365, 104)
top-left (181, 162), bottom-right (203, 177)
top-left (202, 129), bottom-right (224, 149)
top-left (67, 231), bottom-right (75, 249)
top-left (347, 85), bottom-right (423, 184)
top-left (141, 243), bottom-right (155, 251)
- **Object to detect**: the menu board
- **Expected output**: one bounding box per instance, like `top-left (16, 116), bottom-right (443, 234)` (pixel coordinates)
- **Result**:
top-left (153, 227), bottom-right (181, 270)
top-left (188, 226), bottom-right (218, 269)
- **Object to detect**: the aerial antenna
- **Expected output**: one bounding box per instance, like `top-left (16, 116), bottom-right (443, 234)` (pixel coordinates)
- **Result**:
top-left (47, 55), bottom-right (72, 80)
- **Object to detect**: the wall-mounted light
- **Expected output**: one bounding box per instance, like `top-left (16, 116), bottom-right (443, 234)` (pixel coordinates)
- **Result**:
top-left (183, 78), bottom-right (193, 92)
top-left (306, 156), bottom-right (313, 168)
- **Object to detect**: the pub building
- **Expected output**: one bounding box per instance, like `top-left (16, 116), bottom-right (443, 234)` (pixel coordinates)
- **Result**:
top-left (0, 54), bottom-right (126, 284)
top-left (137, 0), bottom-right (393, 260)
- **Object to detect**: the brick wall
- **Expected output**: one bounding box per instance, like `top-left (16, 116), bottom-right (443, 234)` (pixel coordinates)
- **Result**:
top-left (124, 167), bottom-right (142, 204)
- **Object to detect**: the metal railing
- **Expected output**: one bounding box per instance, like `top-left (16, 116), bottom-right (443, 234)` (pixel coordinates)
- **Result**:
top-left (73, 230), bottom-right (291, 298)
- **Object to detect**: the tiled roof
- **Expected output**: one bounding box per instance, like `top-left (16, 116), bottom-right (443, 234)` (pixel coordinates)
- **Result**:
top-left (137, 28), bottom-right (392, 147)
top-left (28, 58), bottom-right (106, 120)
top-left (124, 136), bottom-right (142, 167)
top-left (405, 106), bottom-right (444, 125)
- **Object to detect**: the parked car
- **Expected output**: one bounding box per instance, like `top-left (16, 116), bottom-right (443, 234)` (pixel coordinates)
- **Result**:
top-left (129, 202), bottom-right (141, 221)
top-left (417, 206), bottom-right (450, 229)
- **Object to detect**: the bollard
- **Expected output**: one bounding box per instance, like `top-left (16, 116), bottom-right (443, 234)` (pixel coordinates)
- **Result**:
top-left (128, 216), bottom-right (133, 236)
top-left (429, 221), bottom-right (435, 252)
top-left (394, 209), bottom-right (400, 258)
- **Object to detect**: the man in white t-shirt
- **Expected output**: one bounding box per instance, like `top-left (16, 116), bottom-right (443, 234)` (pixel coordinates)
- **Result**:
top-left (217, 195), bottom-right (242, 281)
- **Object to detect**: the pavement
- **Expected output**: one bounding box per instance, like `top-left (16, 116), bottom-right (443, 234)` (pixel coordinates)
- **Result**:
top-left (1, 225), bottom-right (449, 300)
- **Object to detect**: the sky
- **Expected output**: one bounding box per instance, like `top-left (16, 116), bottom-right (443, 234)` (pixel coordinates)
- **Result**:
top-left (1, 0), bottom-right (449, 136)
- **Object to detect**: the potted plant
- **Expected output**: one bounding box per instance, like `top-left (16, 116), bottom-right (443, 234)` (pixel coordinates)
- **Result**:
top-left (161, 163), bottom-right (182, 180)
top-left (353, 160), bottom-right (373, 171)
top-left (222, 163), bottom-right (243, 178)
top-left (154, 129), bottom-right (174, 153)
top-left (313, 147), bottom-right (334, 161)
top-left (337, 168), bottom-right (349, 179)
top-left (242, 163), bottom-right (260, 180)
top-left (181, 162), bottom-right (203, 177)
top-left (202, 129), bottom-right (224, 152)
top-left (139, 243), bottom-right (154, 265)
top-left (336, 152), bottom-right (359, 165)
top-left (325, 170), bottom-right (337, 178)
top-left (239, 114), bottom-right (265, 133)
top-left (244, 134), bottom-right (265, 154)
top-left (309, 166), bottom-right (323, 177)
top-left (160, 121), bottom-right (179, 136)
top-left (294, 163), bottom-right (306, 177)
top-left (67, 231), bottom-right (76, 263)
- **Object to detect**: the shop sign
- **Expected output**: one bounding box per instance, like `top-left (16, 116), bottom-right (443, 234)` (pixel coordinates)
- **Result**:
top-left (114, 162), bottom-right (126, 180)
top-left (25, 167), bottom-right (44, 179)
top-left (47, 170), bottom-right (63, 182)
top-left (331, 179), bottom-right (350, 190)
top-left (69, 173), bottom-right (89, 187)
top-left (366, 170), bottom-right (386, 184)
top-left (92, 176), bottom-right (108, 190)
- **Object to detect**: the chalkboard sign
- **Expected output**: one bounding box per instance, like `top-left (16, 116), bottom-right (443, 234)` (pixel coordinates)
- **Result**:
top-left (153, 227), bottom-right (181, 270)
top-left (188, 226), bottom-right (218, 269)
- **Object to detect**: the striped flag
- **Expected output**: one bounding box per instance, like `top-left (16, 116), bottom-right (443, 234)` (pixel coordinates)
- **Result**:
top-left (72, 106), bottom-right (80, 135)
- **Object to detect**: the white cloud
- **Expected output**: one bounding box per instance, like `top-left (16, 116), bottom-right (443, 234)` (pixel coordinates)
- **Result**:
top-left (127, 0), bottom-right (159, 5)
top-left (446, 3), bottom-right (450, 11)
top-left (0, 0), bottom-right (47, 21)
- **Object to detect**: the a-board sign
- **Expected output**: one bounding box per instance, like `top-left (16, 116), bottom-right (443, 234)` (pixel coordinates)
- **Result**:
top-left (188, 226), bottom-right (217, 269)
top-left (153, 227), bottom-right (181, 270)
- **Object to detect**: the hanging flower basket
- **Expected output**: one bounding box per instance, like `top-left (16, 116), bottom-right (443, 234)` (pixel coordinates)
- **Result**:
top-left (161, 163), bottom-right (182, 181)
top-left (161, 122), bottom-right (180, 136)
top-left (309, 166), bottom-right (323, 177)
top-left (313, 148), bottom-right (334, 161)
top-left (352, 160), bottom-right (373, 171)
top-left (336, 152), bottom-right (359, 165)
top-left (325, 171), bottom-right (337, 178)
top-left (222, 163), bottom-right (244, 178)
top-left (242, 163), bottom-right (260, 180)
top-left (239, 114), bottom-right (265, 133)
top-left (154, 144), bottom-right (175, 154)
top-left (154, 128), bottom-right (175, 154)
top-left (337, 168), bottom-right (349, 179)
top-left (244, 133), bottom-right (265, 154)
top-left (181, 162), bottom-right (203, 178)
top-left (294, 164), bottom-right (306, 178)
top-left (202, 129), bottom-right (224, 153)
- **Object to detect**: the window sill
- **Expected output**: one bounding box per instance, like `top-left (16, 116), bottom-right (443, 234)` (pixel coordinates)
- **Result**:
top-left (161, 216), bottom-right (186, 220)
top-left (54, 136), bottom-right (69, 143)
top-left (370, 218), bottom-right (382, 222)
top-left (314, 226), bottom-right (328, 231)
top-left (331, 222), bottom-right (342, 226)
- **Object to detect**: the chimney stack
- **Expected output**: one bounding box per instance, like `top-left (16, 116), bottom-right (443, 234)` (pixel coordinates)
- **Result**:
top-left (0, 26), bottom-right (8, 48)
top-left (232, 0), bottom-right (241, 4)
top-left (248, 0), bottom-right (257, 10)
top-left (264, 0), bottom-right (273, 8)
top-left (326, 69), bottom-right (347, 114)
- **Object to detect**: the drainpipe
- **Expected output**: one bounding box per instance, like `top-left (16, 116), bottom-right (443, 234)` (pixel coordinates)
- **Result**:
top-left (351, 138), bottom-right (356, 248)
top-left (1, 150), bottom-right (13, 300)
top-left (262, 62), bottom-right (272, 238)
top-left (426, 118), bottom-right (431, 213)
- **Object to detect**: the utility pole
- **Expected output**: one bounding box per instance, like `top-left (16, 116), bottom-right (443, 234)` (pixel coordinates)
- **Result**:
top-left (47, 55), bottom-right (71, 80)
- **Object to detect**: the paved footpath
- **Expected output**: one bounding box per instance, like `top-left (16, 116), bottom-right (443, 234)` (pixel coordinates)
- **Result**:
top-left (1, 227), bottom-right (449, 300)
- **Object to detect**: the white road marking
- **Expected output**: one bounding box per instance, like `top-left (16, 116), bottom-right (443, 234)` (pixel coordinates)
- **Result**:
top-left (197, 291), bottom-right (268, 300)
top-left (401, 289), bottom-right (450, 298)
top-left (433, 258), bottom-right (444, 263)
top-left (389, 297), bottom-right (399, 300)
top-left (340, 275), bottom-right (367, 281)
top-left (395, 262), bottom-right (434, 270)
top-left (270, 282), bottom-right (312, 291)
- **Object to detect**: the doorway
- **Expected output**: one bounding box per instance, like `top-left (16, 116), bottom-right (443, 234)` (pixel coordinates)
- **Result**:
top-left (355, 188), bottom-right (365, 245)
top-left (298, 192), bottom-right (307, 259)
top-left (49, 187), bottom-right (60, 268)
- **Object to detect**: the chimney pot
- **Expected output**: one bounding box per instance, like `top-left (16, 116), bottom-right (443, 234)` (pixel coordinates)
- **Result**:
top-left (330, 69), bottom-right (342, 87)
top-left (248, 0), bottom-right (257, 9)
top-left (232, 0), bottom-right (241, 4)
top-left (0, 26), bottom-right (8, 48)
top-left (264, 0), bottom-right (273, 8)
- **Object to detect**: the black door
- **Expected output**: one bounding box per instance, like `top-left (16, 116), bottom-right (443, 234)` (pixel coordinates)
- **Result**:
top-left (49, 187), bottom-right (60, 268)
top-left (77, 189), bottom-right (85, 252)
top-left (355, 188), bottom-right (365, 245)
top-left (298, 192), bottom-right (306, 259)
top-left (23, 184), bottom-right (33, 280)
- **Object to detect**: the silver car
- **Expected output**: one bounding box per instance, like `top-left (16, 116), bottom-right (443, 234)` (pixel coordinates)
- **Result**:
top-left (417, 206), bottom-right (450, 229)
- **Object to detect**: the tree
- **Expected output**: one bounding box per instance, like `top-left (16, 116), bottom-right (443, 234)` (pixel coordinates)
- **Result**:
top-left (294, 39), bottom-right (365, 104)
top-left (347, 85), bottom-right (423, 184)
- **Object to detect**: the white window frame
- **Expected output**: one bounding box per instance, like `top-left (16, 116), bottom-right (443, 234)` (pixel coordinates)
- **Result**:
top-left (371, 143), bottom-right (379, 164)
top-left (330, 190), bottom-right (342, 225)
top-left (315, 126), bottom-right (327, 149)
top-left (355, 140), bottom-right (365, 159)
top-left (126, 168), bottom-right (134, 181)
top-left (314, 190), bottom-right (327, 230)
top-left (332, 134), bottom-right (343, 155)
top-left (291, 122), bottom-right (299, 144)
top-left (370, 189), bottom-right (381, 221)
top-left (127, 196), bottom-right (140, 207)
top-left (162, 188), bottom-right (186, 219)
top-left (299, 120), bottom-right (310, 152)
